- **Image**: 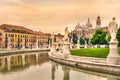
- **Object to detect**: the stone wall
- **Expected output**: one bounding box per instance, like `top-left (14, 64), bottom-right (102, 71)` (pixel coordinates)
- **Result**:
top-left (49, 54), bottom-right (120, 76)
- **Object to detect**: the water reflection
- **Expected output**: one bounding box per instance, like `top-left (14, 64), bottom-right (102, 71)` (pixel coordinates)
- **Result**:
top-left (0, 52), bottom-right (48, 73)
top-left (51, 61), bottom-right (120, 80)
top-left (62, 66), bottom-right (70, 80)
top-left (0, 53), bottom-right (120, 80)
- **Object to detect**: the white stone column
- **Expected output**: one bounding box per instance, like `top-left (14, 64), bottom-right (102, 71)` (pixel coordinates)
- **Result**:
top-left (22, 38), bottom-right (25, 49)
top-left (84, 40), bottom-right (87, 48)
top-left (7, 56), bottom-right (11, 71)
top-left (77, 39), bottom-right (80, 49)
top-left (36, 38), bottom-right (39, 49)
top-left (7, 37), bottom-right (11, 50)
top-left (107, 40), bottom-right (120, 65)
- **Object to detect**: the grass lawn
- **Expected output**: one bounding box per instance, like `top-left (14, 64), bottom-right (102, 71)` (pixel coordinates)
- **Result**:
top-left (70, 48), bottom-right (120, 58)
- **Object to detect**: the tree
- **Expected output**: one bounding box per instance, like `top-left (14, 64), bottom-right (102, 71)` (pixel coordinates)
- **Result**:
top-left (117, 28), bottom-right (120, 46)
top-left (80, 37), bottom-right (85, 45)
top-left (90, 30), bottom-right (107, 45)
top-left (106, 35), bottom-right (111, 44)
top-left (73, 33), bottom-right (77, 44)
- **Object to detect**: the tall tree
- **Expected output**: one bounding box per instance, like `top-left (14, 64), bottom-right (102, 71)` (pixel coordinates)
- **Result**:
top-left (90, 30), bottom-right (107, 45)
top-left (80, 37), bottom-right (85, 45)
top-left (73, 33), bottom-right (77, 44)
top-left (117, 28), bottom-right (120, 46)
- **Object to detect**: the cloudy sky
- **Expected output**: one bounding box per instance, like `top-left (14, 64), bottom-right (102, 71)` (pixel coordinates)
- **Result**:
top-left (0, 0), bottom-right (120, 34)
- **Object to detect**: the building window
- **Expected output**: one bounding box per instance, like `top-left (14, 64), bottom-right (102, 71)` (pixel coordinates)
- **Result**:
top-left (9, 34), bottom-right (10, 37)
top-left (11, 34), bottom-right (14, 37)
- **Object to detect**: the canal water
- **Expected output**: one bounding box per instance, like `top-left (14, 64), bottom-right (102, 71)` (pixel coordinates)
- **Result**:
top-left (0, 52), bottom-right (120, 80)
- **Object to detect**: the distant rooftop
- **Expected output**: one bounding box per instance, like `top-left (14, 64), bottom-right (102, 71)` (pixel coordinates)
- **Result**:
top-left (0, 24), bottom-right (37, 34)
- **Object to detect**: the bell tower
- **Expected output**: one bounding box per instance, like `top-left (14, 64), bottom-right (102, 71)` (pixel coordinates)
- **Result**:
top-left (96, 15), bottom-right (101, 28)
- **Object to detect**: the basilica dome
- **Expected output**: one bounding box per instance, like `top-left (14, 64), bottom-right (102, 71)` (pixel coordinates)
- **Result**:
top-left (85, 18), bottom-right (93, 28)
top-left (75, 22), bottom-right (82, 31)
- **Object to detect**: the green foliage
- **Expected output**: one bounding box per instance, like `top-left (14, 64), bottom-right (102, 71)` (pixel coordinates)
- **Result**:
top-left (70, 48), bottom-right (120, 58)
top-left (106, 35), bottom-right (111, 44)
top-left (90, 30), bottom-right (107, 45)
top-left (85, 38), bottom-right (89, 44)
top-left (73, 33), bottom-right (77, 44)
top-left (117, 28), bottom-right (120, 47)
top-left (80, 37), bottom-right (85, 45)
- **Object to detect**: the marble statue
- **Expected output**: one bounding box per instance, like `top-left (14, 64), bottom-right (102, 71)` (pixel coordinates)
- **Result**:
top-left (107, 17), bottom-right (120, 65)
top-left (64, 27), bottom-right (69, 42)
top-left (52, 32), bottom-right (55, 43)
top-left (108, 17), bottom-right (118, 41)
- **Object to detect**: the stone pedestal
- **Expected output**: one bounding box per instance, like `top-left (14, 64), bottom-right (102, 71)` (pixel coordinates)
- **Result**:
top-left (48, 41), bottom-right (51, 48)
top-left (107, 40), bottom-right (120, 65)
top-left (70, 43), bottom-right (73, 49)
top-left (22, 38), bottom-right (25, 50)
top-left (77, 40), bottom-right (80, 49)
top-left (7, 37), bottom-right (11, 50)
top-left (49, 43), bottom-right (56, 55)
top-left (84, 44), bottom-right (87, 48)
top-left (62, 42), bottom-right (70, 58)
top-left (7, 45), bottom-right (11, 50)
top-left (22, 45), bottom-right (25, 50)
top-left (35, 39), bottom-right (39, 49)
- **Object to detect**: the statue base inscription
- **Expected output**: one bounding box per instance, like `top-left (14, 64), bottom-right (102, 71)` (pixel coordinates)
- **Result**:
top-left (107, 40), bottom-right (120, 65)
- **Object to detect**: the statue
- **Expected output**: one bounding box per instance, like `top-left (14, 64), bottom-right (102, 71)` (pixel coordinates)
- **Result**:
top-left (52, 32), bottom-right (55, 43)
top-left (107, 17), bottom-right (120, 65)
top-left (64, 27), bottom-right (69, 42)
top-left (108, 17), bottom-right (118, 41)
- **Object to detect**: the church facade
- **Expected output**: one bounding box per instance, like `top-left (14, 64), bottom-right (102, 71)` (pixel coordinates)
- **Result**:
top-left (72, 16), bottom-right (109, 40)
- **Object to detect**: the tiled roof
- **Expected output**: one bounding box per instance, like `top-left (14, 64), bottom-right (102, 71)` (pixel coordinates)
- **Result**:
top-left (0, 24), bottom-right (34, 34)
